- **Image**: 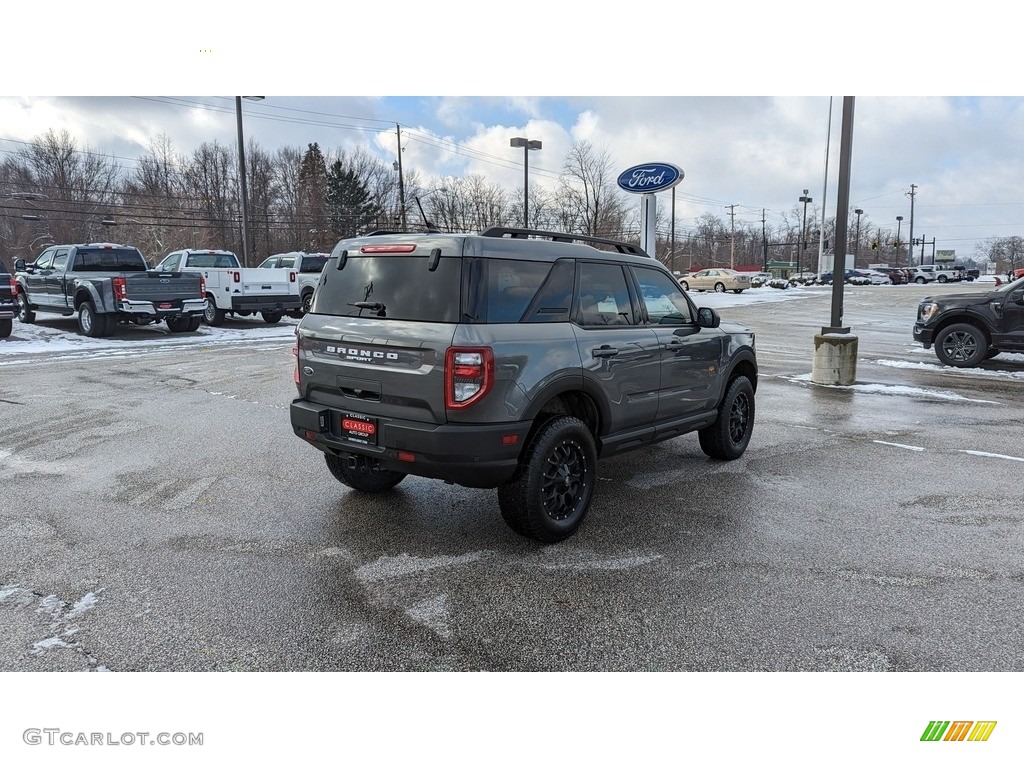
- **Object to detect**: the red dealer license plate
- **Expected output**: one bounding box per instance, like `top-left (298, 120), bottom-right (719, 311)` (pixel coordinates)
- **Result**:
top-left (341, 414), bottom-right (377, 445)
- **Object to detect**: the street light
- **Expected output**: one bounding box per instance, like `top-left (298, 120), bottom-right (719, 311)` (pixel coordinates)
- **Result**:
top-left (895, 215), bottom-right (903, 267)
top-left (236, 95), bottom-right (265, 267)
top-left (510, 137), bottom-right (542, 228)
top-left (799, 189), bottom-right (812, 274)
top-left (854, 208), bottom-right (864, 264)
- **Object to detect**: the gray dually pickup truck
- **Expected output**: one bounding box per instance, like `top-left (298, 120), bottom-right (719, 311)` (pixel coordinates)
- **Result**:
top-left (14, 242), bottom-right (207, 337)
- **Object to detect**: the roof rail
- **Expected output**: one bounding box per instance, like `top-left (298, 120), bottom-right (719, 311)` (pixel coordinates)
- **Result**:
top-left (480, 227), bottom-right (649, 257)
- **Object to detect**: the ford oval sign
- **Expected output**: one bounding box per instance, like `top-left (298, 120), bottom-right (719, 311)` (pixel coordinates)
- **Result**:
top-left (617, 162), bottom-right (684, 194)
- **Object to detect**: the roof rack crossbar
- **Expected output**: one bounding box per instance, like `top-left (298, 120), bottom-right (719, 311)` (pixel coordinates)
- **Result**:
top-left (480, 227), bottom-right (649, 257)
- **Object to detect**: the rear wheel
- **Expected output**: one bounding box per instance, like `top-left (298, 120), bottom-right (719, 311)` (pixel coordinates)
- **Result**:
top-left (203, 296), bottom-right (225, 326)
top-left (934, 323), bottom-right (987, 368)
top-left (0, 318), bottom-right (11, 338)
top-left (325, 452), bottom-right (406, 492)
top-left (498, 416), bottom-right (597, 543)
top-left (261, 311), bottom-right (283, 324)
top-left (699, 375), bottom-right (755, 460)
top-left (301, 290), bottom-right (314, 314)
top-left (679, 281), bottom-right (689, 291)
top-left (166, 316), bottom-right (189, 333)
top-left (16, 293), bottom-right (35, 323)
top-left (77, 301), bottom-right (110, 338)
top-left (938, 275), bottom-right (948, 283)
top-left (186, 315), bottom-right (202, 332)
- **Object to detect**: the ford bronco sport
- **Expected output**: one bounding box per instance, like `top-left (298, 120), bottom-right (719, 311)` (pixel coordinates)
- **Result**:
top-left (290, 228), bottom-right (758, 542)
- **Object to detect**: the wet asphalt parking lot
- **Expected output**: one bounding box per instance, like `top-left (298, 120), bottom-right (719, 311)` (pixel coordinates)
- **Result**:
top-left (0, 282), bottom-right (1021, 672)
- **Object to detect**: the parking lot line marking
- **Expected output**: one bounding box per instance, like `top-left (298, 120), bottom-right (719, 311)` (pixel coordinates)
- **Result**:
top-left (961, 450), bottom-right (1024, 463)
top-left (873, 440), bottom-right (926, 451)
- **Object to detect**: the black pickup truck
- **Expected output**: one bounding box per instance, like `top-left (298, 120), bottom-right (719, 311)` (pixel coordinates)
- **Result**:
top-left (14, 243), bottom-right (207, 337)
top-left (1, 259), bottom-right (15, 338)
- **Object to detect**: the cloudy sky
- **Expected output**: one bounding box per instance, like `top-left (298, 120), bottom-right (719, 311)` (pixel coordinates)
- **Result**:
top-left (3, 4), bottom-right (1021, 263)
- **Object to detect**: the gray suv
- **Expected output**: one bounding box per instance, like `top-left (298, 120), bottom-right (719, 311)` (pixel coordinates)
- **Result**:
top-left (290, 228), bottom-right (758, 542)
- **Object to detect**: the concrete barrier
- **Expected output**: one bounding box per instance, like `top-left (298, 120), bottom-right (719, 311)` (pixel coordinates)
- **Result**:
top-left (812, 333), bottom-right (858, 385)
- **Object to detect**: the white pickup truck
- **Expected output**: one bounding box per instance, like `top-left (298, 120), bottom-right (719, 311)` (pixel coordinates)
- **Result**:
top-left (256, 251), bottom-right (330, 317)
top-left (155, 249), bottom-right (301, 325)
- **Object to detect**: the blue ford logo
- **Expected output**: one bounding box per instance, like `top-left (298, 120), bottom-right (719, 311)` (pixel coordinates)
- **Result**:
top-left (617, 162), bottom-right (684, 193)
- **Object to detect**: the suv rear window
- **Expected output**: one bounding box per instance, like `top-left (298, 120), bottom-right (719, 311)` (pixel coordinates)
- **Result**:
top-left (312, 255), bottom-right (463, 323)
top-left (73, 248), bottom-right (148, 271)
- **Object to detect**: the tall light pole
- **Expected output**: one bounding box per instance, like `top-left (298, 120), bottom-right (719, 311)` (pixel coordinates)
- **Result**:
top-left (799, 190), bottom-right (812, 274)
top-left (906, 184), bottom-right (917, 266)
top-left (235, 96), bottom-right (264, 267)
top-left (510, 137), bottom-right (541, 228)
top-left (895, 215), bottom-right (903, 266)
top-left (854, 208), bottom-right (864, 265)
top-left (394, 124), bottom-right (406, 229)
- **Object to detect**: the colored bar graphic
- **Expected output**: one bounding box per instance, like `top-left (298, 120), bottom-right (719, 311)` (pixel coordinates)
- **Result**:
top-left (945, 721), bottom-right (973, 741)
top-left (921, 721), bottom-right (950, 741)
top-left (921, 721), bottom-right (996, 742)
top-left (968, 722), bottom-right (997, 742)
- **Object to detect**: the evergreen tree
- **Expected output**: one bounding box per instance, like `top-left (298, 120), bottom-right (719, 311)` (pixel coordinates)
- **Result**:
top-left (326, 160), bottom-right (383, 238)
top-left (297, 143), bottom-right (330, 251)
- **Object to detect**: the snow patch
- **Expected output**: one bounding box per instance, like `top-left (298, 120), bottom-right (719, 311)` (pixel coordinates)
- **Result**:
top-left (355, 551), bottom-right (487, 584)
top-left (405, 594), bottom-right (452, 638)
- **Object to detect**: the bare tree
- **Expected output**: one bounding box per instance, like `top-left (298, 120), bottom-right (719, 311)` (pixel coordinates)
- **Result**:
top-left (181, 140), bottom-right (237, 252)
top-left (557, 140), bottom-right (629, 238)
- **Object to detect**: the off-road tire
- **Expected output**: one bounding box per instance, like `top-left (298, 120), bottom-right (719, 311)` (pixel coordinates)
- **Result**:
top-left (203, 296), bottom-right (226, 326)
top-left (698, 375), bottom-right (755, 460)
top-left (186, 315), bottom-right (203, 332)
top-left (325, 452), bottom-right (406, 493)
top-left (16, 292), bottom-right (35, 323)
top-left (934, 323), bottom-right (988, 368)
top-left (301, 290), bottom-right (314, 314)
top-left (0, 318), bottom-right (11, 338)
top-left (497, 416), bottom-right (597, 543)
top-left (262, 311), bottom-right (283, 324)
top-left (77, 301), bottom-right (110, 338)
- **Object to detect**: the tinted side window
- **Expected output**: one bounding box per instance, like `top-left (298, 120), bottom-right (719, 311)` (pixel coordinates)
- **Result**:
top-left (477, 259), bottom-right (554, 323)
top-left (299, 256), bottom-right (329, 273)
top-left (576, 262), bottom-right (634, 326)
top-left (633, 267), bottom-right (693, 325)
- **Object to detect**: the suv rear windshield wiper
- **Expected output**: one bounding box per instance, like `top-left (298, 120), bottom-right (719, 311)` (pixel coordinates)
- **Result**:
top-left (347, 301), bottom-right (386, 316)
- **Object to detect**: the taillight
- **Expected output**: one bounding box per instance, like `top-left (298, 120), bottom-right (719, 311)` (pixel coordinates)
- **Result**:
top-left (233, 271), bottom-right (241, 283)
top-left (113, 276), bottom-right (127, 301)
top-left (8, 276), bottom-right (16, 294)
top-left (445, 347), bottom-right (493, 409)
top-left (292, 344), bottom-right (300, 388)
top-left (289, 271), bottom-right (296, 282)
top-left (199, 276), bottom-right (206, 297)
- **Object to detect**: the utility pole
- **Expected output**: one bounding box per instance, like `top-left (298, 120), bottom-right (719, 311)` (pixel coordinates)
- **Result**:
top-left (395, 124), bottom-right (406, 230)
top-left (906, 183), bottom-right (917, 266)
top-left (726, 204), bottom-right (737, 268)
top-left (762, 209), bottom-right (768, 271)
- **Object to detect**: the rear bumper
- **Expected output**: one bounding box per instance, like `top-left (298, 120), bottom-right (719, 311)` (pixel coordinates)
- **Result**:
top-left (230, 294), bottom-right (301, 313)
top-left (290, 398), bottom-right (531, 488)
top-left (116, 298), bottom-right (207, 317)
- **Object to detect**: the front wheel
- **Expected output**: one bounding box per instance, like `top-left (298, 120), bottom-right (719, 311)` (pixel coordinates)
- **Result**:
top-left (934, 323), bottom-right (987, 368)
top-left (325, 452), bottom-right (406, 492)
top-left (16, 292), bottom-right (35, 323)
top-left (915, 277), bottom-right (926, 284)
top-left (699, 375), bottom-right (755, 460)
top-left (498, 416), bottom-right (597, 543)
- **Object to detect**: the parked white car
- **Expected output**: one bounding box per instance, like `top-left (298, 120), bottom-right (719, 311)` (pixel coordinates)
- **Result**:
top-left (851, 269), bottom-right (891, 285)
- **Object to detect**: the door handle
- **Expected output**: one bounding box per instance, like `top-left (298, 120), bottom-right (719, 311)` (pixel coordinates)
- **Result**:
top-left (592, 346), bottom-right (619, 358)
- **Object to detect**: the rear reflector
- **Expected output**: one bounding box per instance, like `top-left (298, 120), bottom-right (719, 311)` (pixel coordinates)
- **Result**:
top-left (501, 434), bottom-right (519, 446)
top-left (397, 452), bottom-right (416, 463)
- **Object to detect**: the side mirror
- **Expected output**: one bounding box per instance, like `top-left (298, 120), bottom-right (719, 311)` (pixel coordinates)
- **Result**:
top-left (14, 258), bottom-right (26, 272)
top-left (697, 306), bottom-right (720, 328)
